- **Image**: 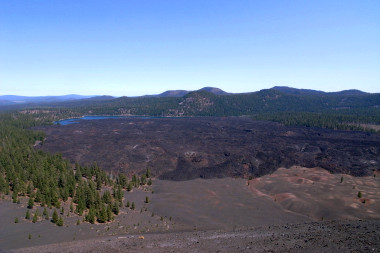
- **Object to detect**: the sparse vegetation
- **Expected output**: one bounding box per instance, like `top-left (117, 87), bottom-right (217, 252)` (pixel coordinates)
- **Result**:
top-left (32, 211), bottom-right (38, 223)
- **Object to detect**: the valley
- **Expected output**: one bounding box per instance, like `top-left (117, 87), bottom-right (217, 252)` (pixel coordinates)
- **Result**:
top-left (1, 88), bottom-right (380, 252)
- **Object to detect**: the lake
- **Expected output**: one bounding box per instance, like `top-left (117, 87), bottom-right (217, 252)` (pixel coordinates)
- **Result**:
top-left (55, 115), bottom-right (181, 125)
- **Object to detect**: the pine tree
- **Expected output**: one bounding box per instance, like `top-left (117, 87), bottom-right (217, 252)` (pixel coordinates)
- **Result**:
top-left (25, 210), bottom-right (31, 219)
top-left (131, 202), bottom-right (135, 210)
top-left (145, 196), bottom-right (149, 203)
top-left (127, 182), bottom-right (133, 192)
top-left (112, 201), bottom-right (119, 215)
top-left (118, 173), bottom-right (128, 189)
top-left (97, 205), bottom-right (107, 223)
top-left (102, 190), bottom-right (112, 204)
top-left (52, 209), bottom-right (58, 223)
top-left (14, 217), bottom-right (19, 223)
top-left (132, 174), bottom-right (137, 187)
top-left (35, 189), bottom-right (42, 203)
top-left (106, 204), bottom-right (113, 221)
top-left (55, 216), bottom-right (64, 226)
top-left (32, 212), bottom-right (38, 223)
top-left (146, 168), bottom-right (151, 178)
top-left (140, 174), bottom-right (147, 185)
top-left (12, 191), bottom-right (17, 203)
top-left (26, 183), bottom-right (33, 196)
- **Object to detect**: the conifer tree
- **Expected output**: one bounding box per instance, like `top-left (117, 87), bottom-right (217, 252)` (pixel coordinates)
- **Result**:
top-left (12, 191), bottom-right (18, 203)
top-left (127, 182), bottom-right (133, 192)
top-left (112, 201), bottom-right (119, 215)
top-left (102, 190), bottom-right (111, 204)
top-left (52, 209), bottom-right (58, 223)
top-left (86, 207), bottom-right (96, 224)
top-left (56, 216), bottom-right (64, 226)
top-left (97, 205), bottom-right (108, 223)
top-left (106, 204), bottom-right (113, 222)
top-left (146, 168), bottom-right (151, 178)
top-left (32, 212), bottom-right (38, 223)
top-left (140, 174), bottom-right (147, 185)
top-left (27, 197), bottom-right (34, 209)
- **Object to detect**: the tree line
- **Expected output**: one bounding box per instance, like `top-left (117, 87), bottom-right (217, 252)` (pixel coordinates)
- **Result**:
top-left (0, 112), bottom-right (152, 226)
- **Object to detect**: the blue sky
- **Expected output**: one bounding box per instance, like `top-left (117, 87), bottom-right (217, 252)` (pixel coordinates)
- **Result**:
top-left (1, 0), bottom-right (379, 96)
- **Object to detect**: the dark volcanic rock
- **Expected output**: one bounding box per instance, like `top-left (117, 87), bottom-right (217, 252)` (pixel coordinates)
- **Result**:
top-left (35, 117), bottom-right (380, 180)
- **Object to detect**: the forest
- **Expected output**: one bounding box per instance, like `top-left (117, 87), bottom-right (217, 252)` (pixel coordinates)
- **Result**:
top-left (0, 112), bottom-right (151, 226)
top-left (2, 87), bottom-right (379, 133)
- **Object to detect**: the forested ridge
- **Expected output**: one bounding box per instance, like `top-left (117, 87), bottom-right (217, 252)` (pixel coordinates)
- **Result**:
top-left (4, 87), bottom-right (378, 133)
top-left (0, 112), bottom-right (151, 226)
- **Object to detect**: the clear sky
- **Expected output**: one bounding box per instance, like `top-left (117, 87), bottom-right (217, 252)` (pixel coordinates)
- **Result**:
top-left (1, 0), bottom-right (379, 96)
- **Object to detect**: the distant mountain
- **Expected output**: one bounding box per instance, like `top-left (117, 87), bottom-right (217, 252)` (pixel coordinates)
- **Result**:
top-left (47, 86), bottom-right (378, 119)
top-left (199, 87), bottom-right (228, 95)
top-left (158, 90), bottom-right (189, 97)
top-left (149, 87), bottom-right (227, 97)
top-left (2, 87), bottom-right (378, 118)
top-left (272, 86), bottom-right (368, 96)
top-left (272, 86), bottom-right (325, 95)
top-left (0, 94), bottom-right (95, 105)
top-left (79, 95), bottom-right (115, 101)
top-left (330, 90), bottom-right (368, 96)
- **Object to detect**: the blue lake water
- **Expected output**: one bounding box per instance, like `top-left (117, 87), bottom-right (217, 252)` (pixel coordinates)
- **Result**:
top-left (56, 116), bottom-right (121, 125)
top-left (55, 115), bottom-right (157, 125)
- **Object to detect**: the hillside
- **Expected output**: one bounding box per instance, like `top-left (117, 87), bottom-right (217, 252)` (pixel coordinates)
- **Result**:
top-left (2, 87), bottom-right (380, 132)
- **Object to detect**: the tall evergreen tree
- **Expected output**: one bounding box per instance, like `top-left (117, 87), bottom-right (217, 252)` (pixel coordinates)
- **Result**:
top-left (52, 209), bottom-right (58, 223)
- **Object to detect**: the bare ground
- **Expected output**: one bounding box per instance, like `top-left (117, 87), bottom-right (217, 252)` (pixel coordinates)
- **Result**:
top-left (2, 166), bottom-right (380, 252)
top-left (35, 117), bottom-right (380, 179)
top-left (8, 220), bottom-right (380, 253)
